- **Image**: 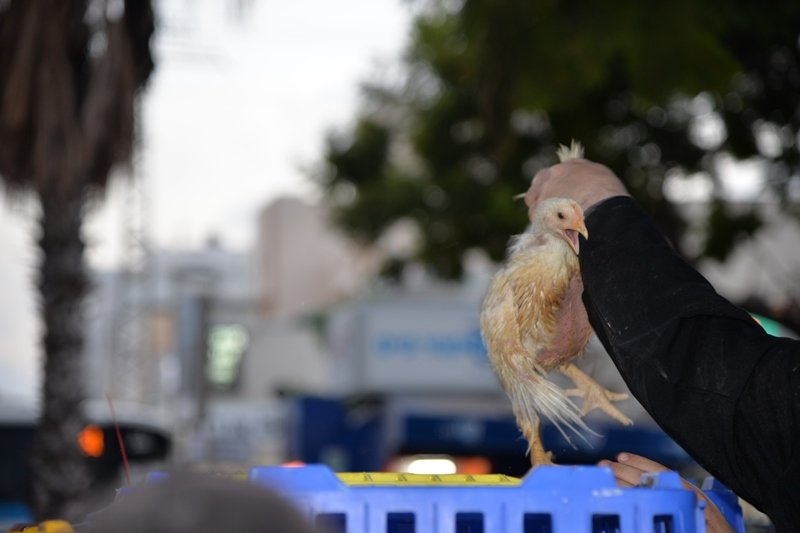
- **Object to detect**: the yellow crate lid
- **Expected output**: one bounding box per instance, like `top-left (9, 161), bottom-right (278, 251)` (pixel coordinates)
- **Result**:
top-left (336, 472), bottom-right (522, 487)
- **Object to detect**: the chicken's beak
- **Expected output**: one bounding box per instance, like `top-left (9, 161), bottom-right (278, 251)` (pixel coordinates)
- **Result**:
top-left (563, 219), bottom-right (588, 255)
top-left (577, 219), bottom-right (589, 241)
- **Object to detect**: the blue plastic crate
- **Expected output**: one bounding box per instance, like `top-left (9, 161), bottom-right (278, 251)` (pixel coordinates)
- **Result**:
top-left (701, 477), bottom-right (745, 533)
top-left (248, 464), bottom-right (743, 533)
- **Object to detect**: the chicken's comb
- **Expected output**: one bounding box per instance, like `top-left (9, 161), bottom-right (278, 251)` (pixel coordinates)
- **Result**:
top-left (556, 140), bottom-right (584, 162)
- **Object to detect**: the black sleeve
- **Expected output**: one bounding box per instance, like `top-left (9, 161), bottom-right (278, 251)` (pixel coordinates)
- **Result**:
top-left (579, 196), bottom-right (800, 531)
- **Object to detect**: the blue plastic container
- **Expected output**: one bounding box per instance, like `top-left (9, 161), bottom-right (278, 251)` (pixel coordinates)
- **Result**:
top-left (247, 464), bottom-right (744, 533)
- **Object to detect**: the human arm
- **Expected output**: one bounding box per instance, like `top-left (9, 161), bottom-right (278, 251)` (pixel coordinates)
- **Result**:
top-left (579, 194), bottom-right (800, 530)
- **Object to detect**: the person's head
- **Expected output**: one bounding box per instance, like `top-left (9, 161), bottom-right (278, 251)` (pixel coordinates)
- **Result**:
top-left (84, 472), bottom-right (318, 533)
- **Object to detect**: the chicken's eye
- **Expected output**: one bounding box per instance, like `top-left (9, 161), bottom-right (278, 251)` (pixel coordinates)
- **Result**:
top-left (557, 212), bottom-right (565, 219)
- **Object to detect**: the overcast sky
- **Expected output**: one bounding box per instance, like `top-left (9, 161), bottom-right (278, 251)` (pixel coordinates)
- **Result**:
top-left (0, 0), bottom-right (412, 401)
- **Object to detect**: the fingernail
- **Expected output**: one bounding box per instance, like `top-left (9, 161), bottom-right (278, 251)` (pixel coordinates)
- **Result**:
top-left (617, 453), bottom-right (630, 462)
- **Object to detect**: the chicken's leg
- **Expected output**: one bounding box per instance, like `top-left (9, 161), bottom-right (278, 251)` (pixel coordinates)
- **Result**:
top-left (523, 417), bottom-right (553, 467)
top-left (528, 422), bottom-right (553, 466)
top-left (560, 364), bottom-right (633, 425)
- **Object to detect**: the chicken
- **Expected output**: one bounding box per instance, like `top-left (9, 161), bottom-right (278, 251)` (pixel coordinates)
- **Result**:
top-left (480, 142), bottom-right (632, 466)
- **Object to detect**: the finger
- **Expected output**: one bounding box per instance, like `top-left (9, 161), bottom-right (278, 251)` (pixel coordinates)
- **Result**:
top-left (616, 452), bottom-right (669, 474)
top-left (617, 453), bottom-right (703, 495)
top-left (600, 468), bottom-right (637, 488)
top-left (598, 460), bottom-right (647, 487)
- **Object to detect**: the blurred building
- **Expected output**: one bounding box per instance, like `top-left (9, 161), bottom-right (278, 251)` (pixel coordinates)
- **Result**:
top-left (83, 195), bottom-right (382, 466)
top-left (255, 196), bottom-right (380, 317)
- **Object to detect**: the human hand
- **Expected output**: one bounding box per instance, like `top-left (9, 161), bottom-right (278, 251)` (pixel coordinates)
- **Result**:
top-left (599, 452), bottom-right (734, 533)
top-left (524, 158), bottom-right (629, 220)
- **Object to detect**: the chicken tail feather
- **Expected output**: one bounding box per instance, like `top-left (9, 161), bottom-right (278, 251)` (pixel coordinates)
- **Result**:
top-left (507, 372), bottom-right (597, 452)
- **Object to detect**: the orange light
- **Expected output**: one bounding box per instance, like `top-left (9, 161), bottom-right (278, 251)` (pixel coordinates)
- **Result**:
top-left (458, 456), bottom-right (492, 475)
top-left (78, 425), bottom-right (104, 457)
top-left (281, 461), bottom-right (306, 468)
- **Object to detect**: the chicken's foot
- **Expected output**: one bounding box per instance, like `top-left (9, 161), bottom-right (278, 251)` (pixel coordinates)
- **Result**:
top-left (560, 364), bottom-right (633, 425)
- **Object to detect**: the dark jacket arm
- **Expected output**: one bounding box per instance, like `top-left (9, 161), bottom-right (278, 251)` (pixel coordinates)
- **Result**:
top-left (579, 196), bottom-right (800, 529)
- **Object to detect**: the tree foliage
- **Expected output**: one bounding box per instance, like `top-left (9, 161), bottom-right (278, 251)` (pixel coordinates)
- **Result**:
top-left (319, 0), bottom-right (800, 279)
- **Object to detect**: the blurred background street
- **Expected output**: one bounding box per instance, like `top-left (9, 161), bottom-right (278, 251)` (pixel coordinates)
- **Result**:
top-left (1, 0), bottom-right (798, 529)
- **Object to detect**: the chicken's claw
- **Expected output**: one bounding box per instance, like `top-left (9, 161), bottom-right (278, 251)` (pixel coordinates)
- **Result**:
top-left (561, 364), bottom-right (633, 426)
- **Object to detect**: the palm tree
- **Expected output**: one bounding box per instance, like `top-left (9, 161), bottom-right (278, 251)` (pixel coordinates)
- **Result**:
top-left (0, 0), bottom-right (154, 520)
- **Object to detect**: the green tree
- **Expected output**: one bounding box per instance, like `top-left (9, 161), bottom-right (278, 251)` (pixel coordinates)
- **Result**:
top-left (319, 0), bottom-right (800, 279)
top-left (0, 0), bottom-right (154, 520)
